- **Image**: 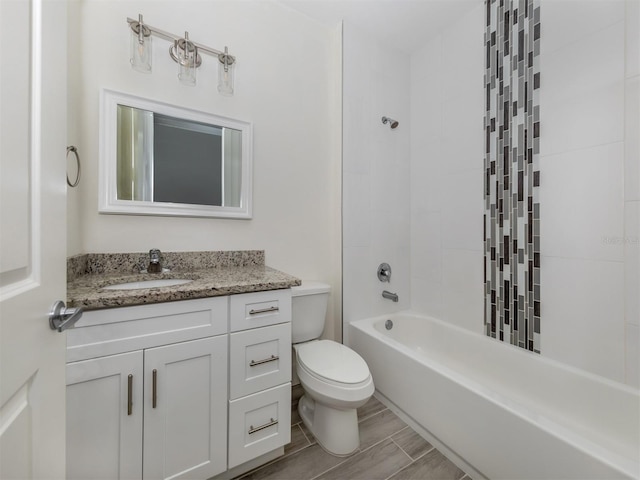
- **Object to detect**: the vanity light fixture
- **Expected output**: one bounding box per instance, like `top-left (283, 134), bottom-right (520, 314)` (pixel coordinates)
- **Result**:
top-left (127, 15), bottom-right (236, 94)
top-left (129, 14), bottom-right (152, 73)
top-left (170, 32), bottom-right (200, 86)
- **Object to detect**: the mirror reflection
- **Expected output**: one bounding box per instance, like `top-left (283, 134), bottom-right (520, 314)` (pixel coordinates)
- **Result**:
top-left (100, 89), bottom-right (252, 219)
top-left (117, 105), bottom-right (243, 208)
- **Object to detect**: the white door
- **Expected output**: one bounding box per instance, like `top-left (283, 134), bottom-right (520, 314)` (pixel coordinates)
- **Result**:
top-left (0, 0), bottom-right (68, 478)
top-left (66, 351), bottom-right (144, 480)
top-left (143, 336), bottom-right (228, 480)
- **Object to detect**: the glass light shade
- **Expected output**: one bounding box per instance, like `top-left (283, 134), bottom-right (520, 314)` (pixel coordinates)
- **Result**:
top-left (130, 27), bottom-right (151, 73)
top-left (217, 60), bottom-right (234, 96)
top-left (178, 61), bottom-right (197, 86)
top-left (175, 34), bottom-right (197, 86)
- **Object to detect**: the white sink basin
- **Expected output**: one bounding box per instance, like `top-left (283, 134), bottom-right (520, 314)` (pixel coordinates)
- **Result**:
top-left (103, 279), bottom-right (193, 290)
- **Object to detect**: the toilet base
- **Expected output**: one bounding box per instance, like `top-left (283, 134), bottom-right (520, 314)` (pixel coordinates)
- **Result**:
top-left (298, 395), bottom-right (360, 456)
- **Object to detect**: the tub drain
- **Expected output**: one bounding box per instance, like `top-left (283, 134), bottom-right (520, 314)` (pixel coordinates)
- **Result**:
top-left (385, 319), bottom-right (393, 330)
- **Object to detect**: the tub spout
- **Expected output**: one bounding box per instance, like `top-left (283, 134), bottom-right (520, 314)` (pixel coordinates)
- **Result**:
top-left (382, 290), bottom-right (398, 302)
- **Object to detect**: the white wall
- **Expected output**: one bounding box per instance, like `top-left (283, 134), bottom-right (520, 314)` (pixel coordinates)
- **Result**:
top-left (408, 0), bottom-right (638, 385)
top-left (539, 0), bottom-right (630, 383)
top-left (342, 22), bottom-right (411, 342)
top-left (409, 4), bottom-right (485, 334)
top-left (66, 0), bottom-right (343, 341)
top-left (624, 0), bottom-right (640, 387)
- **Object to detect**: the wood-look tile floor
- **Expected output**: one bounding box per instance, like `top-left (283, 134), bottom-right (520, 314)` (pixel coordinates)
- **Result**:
top-left (236, 386), bottom-right (470, 480)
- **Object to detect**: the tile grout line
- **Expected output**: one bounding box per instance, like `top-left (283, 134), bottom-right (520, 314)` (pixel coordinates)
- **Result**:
top-left (356, 406), bottom-right (390, 424)
top-left (307, 451), bottom-right (356, 480)
top-left (308, 425), bottom-right (412, 480)
top-left (408, 445), bottom-right (436, 463)
top-left (297, 422), bottom-right (314, 445)
top-left (389, 437), bottom-right (415, 463)
top-left (381, 439), bottom-right (417, 480)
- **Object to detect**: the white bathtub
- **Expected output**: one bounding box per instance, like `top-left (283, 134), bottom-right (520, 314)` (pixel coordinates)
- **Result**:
top-left (350, 313), bottom-right (640, 480)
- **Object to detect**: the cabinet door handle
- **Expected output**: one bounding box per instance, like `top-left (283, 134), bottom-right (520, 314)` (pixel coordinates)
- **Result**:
top-left (152, 369), bottom-right (157, 408)
top-left (249, 306), bottom-right (279, 315)
top-left (127, 374), bottom-right (133, 416)
top-left (249, 355), bottom-right (279, 367)
top-left (248, 418), bottom-right (278, 435)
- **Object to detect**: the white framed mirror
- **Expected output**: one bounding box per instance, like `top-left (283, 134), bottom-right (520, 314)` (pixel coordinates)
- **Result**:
top-left (99, 89), bottom-right (252, 219)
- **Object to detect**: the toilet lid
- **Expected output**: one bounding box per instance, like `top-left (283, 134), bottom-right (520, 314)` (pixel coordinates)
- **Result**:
top-left (296, 340), bottom-right (370, 384)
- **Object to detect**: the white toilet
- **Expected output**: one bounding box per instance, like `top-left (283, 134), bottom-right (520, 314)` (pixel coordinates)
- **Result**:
top-left (292, 282), bottom-right (374, 456)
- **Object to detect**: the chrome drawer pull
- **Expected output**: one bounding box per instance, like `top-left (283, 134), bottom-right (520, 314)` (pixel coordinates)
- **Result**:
top-left (127, 374), bottom-right (133, 416)
top-left (249, 306), bottom-right (279, 315)
top-left (152, 369), bottom-right (157, 408)
top-left (249, 355), bottom-right (279, 367)
top-left (248, 418), bottom-right (278, 435)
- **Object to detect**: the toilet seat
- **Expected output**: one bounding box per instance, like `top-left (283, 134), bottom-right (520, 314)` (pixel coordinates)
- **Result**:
top-left (295, 340), bottom-right (371, 387)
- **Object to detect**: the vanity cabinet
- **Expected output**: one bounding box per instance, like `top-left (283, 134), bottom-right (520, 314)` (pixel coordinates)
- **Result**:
top-left (66, 298), bottom-right (228, 480)
top-left (66, 290), bottom-right (292, 480)
top-left (228, 291), bottom-right (292, 468)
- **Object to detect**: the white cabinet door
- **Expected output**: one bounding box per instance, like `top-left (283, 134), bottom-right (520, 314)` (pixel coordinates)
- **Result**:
top-left (143, 336), bottom-right (228, 480)
top-left (66, 351), bottom-right (144, 480)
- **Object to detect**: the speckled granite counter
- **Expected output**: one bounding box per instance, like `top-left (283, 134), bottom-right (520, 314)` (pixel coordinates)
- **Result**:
top-left (67, 250), bottom-right (301, 310)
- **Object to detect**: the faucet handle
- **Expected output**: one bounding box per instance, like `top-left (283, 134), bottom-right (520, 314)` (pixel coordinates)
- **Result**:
top-left (377, 263), bottom-right (392, 282)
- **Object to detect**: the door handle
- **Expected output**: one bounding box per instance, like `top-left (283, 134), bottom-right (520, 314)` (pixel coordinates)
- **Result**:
top-left (49, 301), bottom-right (83, 332)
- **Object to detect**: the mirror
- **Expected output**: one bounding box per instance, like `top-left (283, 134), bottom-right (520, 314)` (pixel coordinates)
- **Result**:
top-left (100, 89), bottom-right (252, 218)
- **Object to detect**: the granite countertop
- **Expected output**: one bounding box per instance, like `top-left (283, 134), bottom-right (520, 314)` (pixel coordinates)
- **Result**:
top-left (67, 250), bottom-right (301, 311)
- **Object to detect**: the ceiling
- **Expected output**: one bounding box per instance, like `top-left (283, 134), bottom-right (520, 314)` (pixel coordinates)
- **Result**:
top-left (278, 0), bottom-right (481, 54)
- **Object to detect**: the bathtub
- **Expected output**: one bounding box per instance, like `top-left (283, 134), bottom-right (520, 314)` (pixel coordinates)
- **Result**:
top-left (350, 313), bottom-right (640, 480)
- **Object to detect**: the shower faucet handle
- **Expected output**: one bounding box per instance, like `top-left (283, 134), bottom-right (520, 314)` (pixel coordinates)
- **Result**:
top-left (377, 263), bottom-right (392, 282)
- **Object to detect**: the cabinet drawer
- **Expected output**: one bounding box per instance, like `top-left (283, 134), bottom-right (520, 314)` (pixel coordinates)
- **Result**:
top-left (228, 383), bottom-right (291, 469)
top-left (230, 289), bottom-right (291, 332)
top-left (67, 297), bottom-right (228, 362)
top-left (230, 323), bottom-right (291, 399)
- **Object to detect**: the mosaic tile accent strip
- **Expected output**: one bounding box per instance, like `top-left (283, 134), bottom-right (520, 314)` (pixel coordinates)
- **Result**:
top-left (484, 0), bottom-right (541, 352)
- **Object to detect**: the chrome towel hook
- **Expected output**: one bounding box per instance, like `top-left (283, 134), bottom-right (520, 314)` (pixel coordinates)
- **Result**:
top-left (66, 145), bottom-right (81, 187)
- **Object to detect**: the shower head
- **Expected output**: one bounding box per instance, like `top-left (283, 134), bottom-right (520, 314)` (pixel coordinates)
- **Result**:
top-left (381, 116), bottom-right (399, 129)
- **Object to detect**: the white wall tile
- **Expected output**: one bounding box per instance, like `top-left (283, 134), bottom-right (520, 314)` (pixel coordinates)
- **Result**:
top-left (539, 142), bottom-right (624, 262)
top-left (625, 323), bottom-right (639, 387)
top-left (625, 76), bottom-right (640, 202)
top-left (411, 211), bottom-right (442, 280)
top-left (542, 22), bottom-right (624, 106)
top-left (441, 169), bottom-right (485, 252)
top-left (540, 83), bottom-right (624, 156)
top-left (343, 245), bottom-right (376, 341)
top-left (625, 200), bottom-right (640, 327)
top-left (442, 248), bottom-right (485, 334)
top-left (411, 93), bottom-right (443, 140)
top-left (441, 90), bottom-right (485, 174)
top-left (540, 19), bottom-right (625, 156)
top-left (441, 3), bottom-right (484, 101)
top-left (625, 0), bottom-right (640, 78)
top-left (411, 35), bottom-right (442, 89)
top-left (343, 22), bottom-right (411, 331)
top-left (411, 275), bottom-right (443, 319)
top-left (541, 256), bottom-right (625, 382)
top-left (541, 0), bottom-right (625, 55)
top-left (411, 137), bottom-right (443, 213)
top-left (371, 151), bottom-right (411, 215)
top-left (343, 172), bottom-right (371, 248)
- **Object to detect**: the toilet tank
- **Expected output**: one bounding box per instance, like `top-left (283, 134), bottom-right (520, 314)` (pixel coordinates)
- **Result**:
top-left (291, 282), bottom-right (330, 344)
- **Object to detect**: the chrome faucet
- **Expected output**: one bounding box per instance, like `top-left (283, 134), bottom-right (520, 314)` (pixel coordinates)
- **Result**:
top-left (382, 290), bottom-right (398, 302)
top-left (147, 248), bottom-right (162, 273)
